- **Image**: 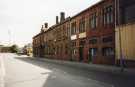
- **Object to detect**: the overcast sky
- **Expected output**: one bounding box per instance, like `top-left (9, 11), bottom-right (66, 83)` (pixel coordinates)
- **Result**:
top-left (0, 0), bottom-right (100, 47)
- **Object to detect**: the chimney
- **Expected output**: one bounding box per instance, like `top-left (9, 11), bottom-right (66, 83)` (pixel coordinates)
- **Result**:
top-left (60, 12), bottom-right (65, 22)
top-left (56, 16), bottom-right (59, 24)
top-left (44, 23), bottom-right (48, 29)
top-left (41, 25), bottom-right (44, 32)
top-left (41, 25), bottom-right (44, 29)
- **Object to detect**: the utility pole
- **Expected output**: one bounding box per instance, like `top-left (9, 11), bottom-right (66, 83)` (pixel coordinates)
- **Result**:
top-left (115, 0), bottom-right (124, 72)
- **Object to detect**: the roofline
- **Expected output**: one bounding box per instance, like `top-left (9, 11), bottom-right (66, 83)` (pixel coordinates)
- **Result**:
top-left (33, 0), bottom-right (105, 39)
top-left (33, 33), bottom-right (41, 39)
top-left (71, 0), bottom-right (104, 19)
top-left (33, 17), bottom-right (71, 39)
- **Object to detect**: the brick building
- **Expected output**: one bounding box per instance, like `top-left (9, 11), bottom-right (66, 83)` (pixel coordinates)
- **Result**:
top-left (51, 16), bottom-right (71, 61)
top-left (70, 0), bottom-right (115, 64)
top-left (33, 23), bottom-right (48, 57)
top-left (33, 13), bottom-right (71, 60)
top-left (33, 0), bottom-right (116, 65)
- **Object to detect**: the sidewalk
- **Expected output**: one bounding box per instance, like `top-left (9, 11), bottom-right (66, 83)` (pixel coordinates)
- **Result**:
top-left (0, 56), bottom-right (5, 87)
top-left (32, 57), bottom-right (135, 75)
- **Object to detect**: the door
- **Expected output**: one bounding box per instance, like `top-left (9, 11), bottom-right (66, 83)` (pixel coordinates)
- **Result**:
top-left (79, 47), bottom-right (83, 61)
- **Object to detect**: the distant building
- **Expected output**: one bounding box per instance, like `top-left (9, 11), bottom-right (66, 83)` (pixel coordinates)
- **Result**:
top-left (23, 43), bottom-right (33, 56)
top-left (0, 45), bottom-right (11, 53)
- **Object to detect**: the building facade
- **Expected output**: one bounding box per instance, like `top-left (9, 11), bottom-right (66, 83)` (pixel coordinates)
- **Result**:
top-left (33, 13), bottom-right (71, 60)
top-left (70, 0), bottom-right (115, 65)
top-left (0, 45), bottom-right (12, 53)
top-left (33, 0), bottom-right (116, 65)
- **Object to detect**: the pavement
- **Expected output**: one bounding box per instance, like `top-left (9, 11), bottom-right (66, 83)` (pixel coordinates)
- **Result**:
top-left (33, 57), bottom-right (135, 75)
top-left (0, 54), bottom-right (5, 87)
top-left (0, 53), bottom-right (135, 87)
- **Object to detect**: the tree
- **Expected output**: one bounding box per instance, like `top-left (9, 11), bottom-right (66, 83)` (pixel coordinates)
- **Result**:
top-left (10, 44), bottom-right (19, 53)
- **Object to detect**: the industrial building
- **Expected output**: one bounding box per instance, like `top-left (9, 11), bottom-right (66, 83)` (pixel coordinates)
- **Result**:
top-left (33, 0), bottom-right (115, 65)
top-left (33, 0), bottom-right (135, 66)
top-left (69, 0), bottom-right (115, 64)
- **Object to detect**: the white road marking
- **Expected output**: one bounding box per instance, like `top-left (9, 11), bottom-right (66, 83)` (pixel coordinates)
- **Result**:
top-left (0, 54), bottom-right (6, 87)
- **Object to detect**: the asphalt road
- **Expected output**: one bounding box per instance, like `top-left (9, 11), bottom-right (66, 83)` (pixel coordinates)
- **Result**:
top-left (0, 53), bottom-right (135, 87)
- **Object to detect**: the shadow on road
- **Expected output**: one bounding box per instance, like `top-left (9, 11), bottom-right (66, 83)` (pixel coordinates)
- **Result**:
top-left (14, 56), bottom-right (135, 87)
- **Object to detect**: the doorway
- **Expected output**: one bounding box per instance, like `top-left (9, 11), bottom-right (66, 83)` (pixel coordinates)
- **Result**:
top-left (79, 47), bottom-right (84, 62)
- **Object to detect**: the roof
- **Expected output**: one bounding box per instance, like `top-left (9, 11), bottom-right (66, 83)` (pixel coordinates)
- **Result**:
top-left (33, 0), bottom-right (105, 39)
top-left (33, 17), bottom-right (71, 39)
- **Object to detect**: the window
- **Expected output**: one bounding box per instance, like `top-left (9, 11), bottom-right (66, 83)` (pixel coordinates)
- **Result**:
top-left (66, 24), bottom-right (70, 36)
top-left (89, 37), bottom-right (97, 44)
top-left (103, 36), bottom-right (113, 43)
top-left (90, 13), bottom-right (98, 29)
top-left (60, 45), bottom-right (63, 54)
top-left (80, 40), bottom-right (85, 46)
top-left (56, 46), bottom-right (59, 54)
top-left (71, 22), bottom-right (76, 35)
top-left (65, 45), bottom-right (68, 54)
top-left (73, 49), bottom-right (77, 55)
top-left (89, 48), bottom-right (97, 56)
top-left (102, 47), bottom-right (114, 56)
top-left (63, 25), bottom-right (66, 35)
top-left (103, 5), bottom-right (113, 25)
top-left (79, 17), bottom-right (85, 33)
top-left (125, 4), bottom-right (135, 23)
top-left (72, 41), bottom-right (76, 47)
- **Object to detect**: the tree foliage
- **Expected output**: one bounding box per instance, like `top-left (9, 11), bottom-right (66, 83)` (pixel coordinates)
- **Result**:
top-left (10, 44), bottom-right (19, 53)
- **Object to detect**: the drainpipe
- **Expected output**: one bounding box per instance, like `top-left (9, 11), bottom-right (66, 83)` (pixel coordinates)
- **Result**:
top-left (69, 19), bottom-right (72, 61)
top-left (68, 18), bottom-right (72, 61)
top-left (115, 0), bottom-right (124, 72)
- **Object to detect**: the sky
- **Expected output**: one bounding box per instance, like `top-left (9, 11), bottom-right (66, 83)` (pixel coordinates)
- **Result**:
top-left (0, 0), bottom-right (100, 47)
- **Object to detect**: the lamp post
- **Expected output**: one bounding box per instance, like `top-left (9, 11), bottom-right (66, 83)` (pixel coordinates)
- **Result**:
top-left (8, 29), bottom-right (11, 46)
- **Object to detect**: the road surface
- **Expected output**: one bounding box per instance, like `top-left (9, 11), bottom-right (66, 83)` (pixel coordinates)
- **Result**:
top-left (0, 53), bottom-right (135, 87)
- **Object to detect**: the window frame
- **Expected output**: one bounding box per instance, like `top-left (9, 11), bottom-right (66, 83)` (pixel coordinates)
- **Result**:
top-left (102, 47), bottom-right (114, 56)
top-left (89, 12), bottom-right (98, 29)
top-left (102, 36), bottom-right (113, 43)
top-left (103, 5), bottom-right (113, 25)
top-left (71, 22), bottom-right (77, 35)
top-left (79, 17), bottom-right (86, 33)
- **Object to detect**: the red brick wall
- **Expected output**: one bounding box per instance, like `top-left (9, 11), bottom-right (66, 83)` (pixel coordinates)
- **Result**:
top-left (33, 0), bottom-right (115, 65)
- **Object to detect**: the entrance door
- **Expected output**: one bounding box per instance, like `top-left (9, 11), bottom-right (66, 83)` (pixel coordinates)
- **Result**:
top-left (79, 47), bottom-right (83, 61)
